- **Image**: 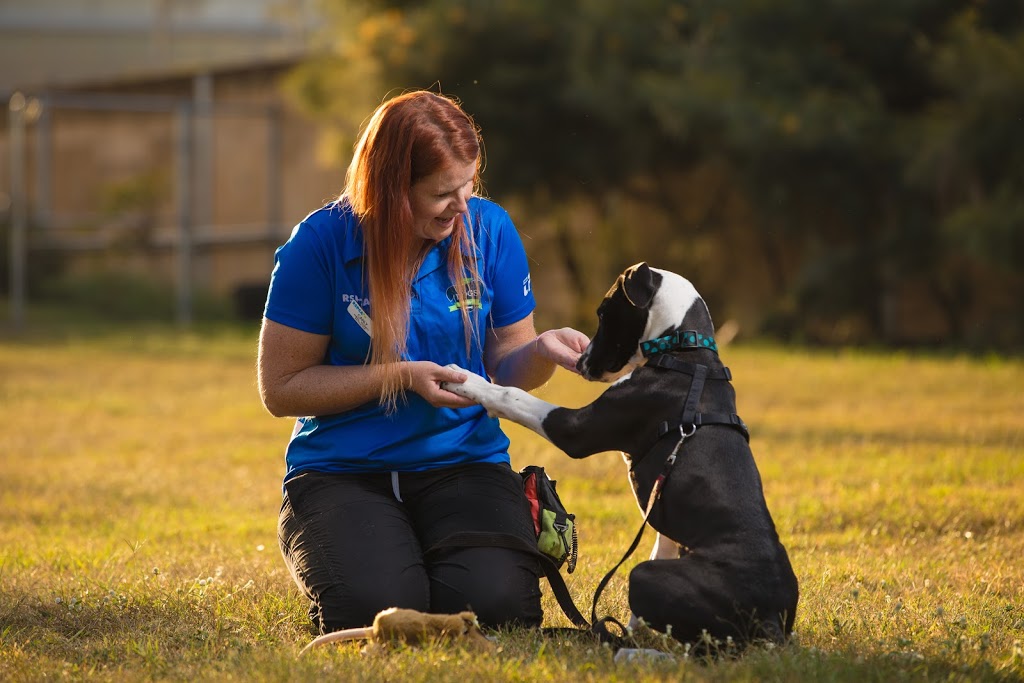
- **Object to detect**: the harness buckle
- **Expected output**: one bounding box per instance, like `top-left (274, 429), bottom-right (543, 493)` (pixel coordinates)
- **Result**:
top-left (665, 423), bottom-right (695, 466)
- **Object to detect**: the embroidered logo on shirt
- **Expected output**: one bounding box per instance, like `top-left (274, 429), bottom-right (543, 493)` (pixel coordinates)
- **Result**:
top-left (446, 277), bottom-right (482, 312)
top-left (522, 274), bottom-right (532, 296)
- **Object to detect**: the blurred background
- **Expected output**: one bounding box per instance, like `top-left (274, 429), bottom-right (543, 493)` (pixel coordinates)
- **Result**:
top-left (1, 0), bottom-right (1021, 349)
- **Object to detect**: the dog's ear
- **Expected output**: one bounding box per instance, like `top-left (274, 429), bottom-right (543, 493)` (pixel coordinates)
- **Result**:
top-left (621, 262), bottom-right (656, 309)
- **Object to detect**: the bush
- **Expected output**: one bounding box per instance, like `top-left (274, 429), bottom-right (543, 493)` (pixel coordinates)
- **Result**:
top-left (0, 220), bottom-right (71, 297)
top-left (35, 270), bottom-right (234, 322)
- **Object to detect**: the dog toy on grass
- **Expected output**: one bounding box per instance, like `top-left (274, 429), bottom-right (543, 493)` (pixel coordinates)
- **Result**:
top-left (299, 607), bottom-right (495, 655)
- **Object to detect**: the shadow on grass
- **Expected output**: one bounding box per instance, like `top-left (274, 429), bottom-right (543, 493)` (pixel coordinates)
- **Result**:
top-left (0, 580), bottom-right (305, 673)
top-left (2, 585), bottom-right (1020, 682)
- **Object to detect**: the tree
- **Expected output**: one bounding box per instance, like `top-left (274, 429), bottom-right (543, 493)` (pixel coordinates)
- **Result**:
top-left (287, 0), bottom-right (1024, 347)
top-left (910, 10), bottom-right (1024, 345)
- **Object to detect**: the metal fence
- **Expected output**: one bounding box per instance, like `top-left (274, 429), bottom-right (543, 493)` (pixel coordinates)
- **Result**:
top-left (6, 80), bottom-right (287, 329)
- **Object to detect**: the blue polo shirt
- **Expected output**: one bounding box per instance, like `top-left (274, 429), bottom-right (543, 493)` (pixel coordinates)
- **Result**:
top-left (264, 196), bottom-right (536, 480)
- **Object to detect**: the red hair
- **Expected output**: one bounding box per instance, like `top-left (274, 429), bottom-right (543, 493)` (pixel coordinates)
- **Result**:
top-left (342, 91), bottom-right (483, 410)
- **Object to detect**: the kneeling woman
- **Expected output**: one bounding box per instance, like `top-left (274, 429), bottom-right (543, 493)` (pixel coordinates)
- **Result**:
top-left (257, 90), bottom-right (589, 634)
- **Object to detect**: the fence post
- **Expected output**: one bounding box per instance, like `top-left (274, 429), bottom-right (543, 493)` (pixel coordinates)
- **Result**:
top-left (267, 103), bottom-right (282, 240)
top-left (34, 93), bottom-right (52, 231)
top-left (8, 92), bottom-right (27, 331)
top-left (192, 73), bottom-right (213, 288)
top-left (175, 104), bottom-right (193, 326)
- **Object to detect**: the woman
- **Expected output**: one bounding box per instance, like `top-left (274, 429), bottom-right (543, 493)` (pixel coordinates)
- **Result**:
top-left (258, 90), bottom-right (589, 634)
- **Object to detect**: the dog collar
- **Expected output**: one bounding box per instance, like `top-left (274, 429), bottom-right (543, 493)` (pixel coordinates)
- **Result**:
top-left (640, 329), bottom-right (718, 358)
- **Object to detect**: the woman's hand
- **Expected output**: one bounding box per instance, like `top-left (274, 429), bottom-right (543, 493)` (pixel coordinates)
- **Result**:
top-left (485, 316), bottom-right (591, 390)
top-left (405, 361), bottom-right (478, 409)
top-left (535, 327), bottom-right (591, 374)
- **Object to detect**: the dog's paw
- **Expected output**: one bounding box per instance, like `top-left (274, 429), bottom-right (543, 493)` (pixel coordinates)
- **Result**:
top-left (441, 364), bottom-right (492, 402)
top-left (440, 365), bottom-right (509, 417)
top-left (627, 613), bottom-right (645, 632)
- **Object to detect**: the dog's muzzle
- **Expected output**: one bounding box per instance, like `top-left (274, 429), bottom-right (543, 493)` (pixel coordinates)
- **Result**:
top-left (575, 353), bottom-right (590, 377)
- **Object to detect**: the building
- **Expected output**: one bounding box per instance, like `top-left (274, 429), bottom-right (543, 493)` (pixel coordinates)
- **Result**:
top-left (1, 0), bottom-right (343, 321)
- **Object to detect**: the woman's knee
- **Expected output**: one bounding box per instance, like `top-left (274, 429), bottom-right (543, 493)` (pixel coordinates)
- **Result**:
top-left (317, 580), bottom-right (430, 633)
top-left (468, 580), bottom-right (542, 629)
top-left (277, 476), bottom-right (431, 633)
top-left (429, 548), bottom-right (542, 628)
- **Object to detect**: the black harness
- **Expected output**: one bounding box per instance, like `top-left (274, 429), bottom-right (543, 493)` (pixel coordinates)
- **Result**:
top-left (641, 328), bottom-right (749, 443)
top-left (646, 353), bottom-right (749, 444)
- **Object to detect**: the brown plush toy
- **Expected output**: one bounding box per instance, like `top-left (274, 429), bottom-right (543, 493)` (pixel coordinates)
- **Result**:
top-left (298, 607), bottom-right (496, 656)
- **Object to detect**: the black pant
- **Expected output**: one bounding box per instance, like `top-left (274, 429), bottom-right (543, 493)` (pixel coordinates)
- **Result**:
top-left (278, 462), bottom-right (543, 634)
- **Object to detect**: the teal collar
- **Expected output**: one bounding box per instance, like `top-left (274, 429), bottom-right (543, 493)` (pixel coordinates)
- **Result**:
top-left (640, 329), bottom-right (718, 358)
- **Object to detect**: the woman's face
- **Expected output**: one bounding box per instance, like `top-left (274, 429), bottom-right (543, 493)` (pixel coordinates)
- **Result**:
top-left (409, 158), bottom-right (477, 244)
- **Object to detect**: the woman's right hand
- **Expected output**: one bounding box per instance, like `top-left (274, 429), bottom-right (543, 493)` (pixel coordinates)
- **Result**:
top-left (405, 361), bottom-right (478, 409)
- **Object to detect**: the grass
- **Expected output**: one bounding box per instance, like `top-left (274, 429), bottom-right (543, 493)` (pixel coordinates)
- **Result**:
top-left (1, 323), bottom-right (1022, 681)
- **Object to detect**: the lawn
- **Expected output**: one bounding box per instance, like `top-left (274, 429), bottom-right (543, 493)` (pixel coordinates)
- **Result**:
top-left (1, 324), bottom-right (1022, 681)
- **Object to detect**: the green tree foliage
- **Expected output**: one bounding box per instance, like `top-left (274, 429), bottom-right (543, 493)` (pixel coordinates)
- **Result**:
top-left (288, 0), bottom-right (1024, 348)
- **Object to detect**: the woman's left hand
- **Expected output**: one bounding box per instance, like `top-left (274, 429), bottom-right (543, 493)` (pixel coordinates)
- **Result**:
top-left (535, 327), bottom-right (591, 374)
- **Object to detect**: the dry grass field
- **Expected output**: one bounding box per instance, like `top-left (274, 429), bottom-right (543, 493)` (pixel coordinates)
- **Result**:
top-left (1, 324), bottom-right (1022, 681)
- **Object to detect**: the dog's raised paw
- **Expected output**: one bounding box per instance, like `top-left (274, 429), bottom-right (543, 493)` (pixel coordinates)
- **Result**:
top-left (440, 366), bottom-right (486, 402)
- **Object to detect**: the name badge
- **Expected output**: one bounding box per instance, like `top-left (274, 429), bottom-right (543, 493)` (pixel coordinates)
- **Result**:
top-left (347, 300), bottom-right (372, 337)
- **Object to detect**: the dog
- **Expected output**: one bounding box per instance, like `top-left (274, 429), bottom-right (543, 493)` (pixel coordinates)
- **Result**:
top-left (443, 262), bottom-right (798, 649)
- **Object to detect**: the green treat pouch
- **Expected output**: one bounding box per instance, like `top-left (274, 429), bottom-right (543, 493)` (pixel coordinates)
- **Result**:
top-left (521, 465), bottom-right (577, 572)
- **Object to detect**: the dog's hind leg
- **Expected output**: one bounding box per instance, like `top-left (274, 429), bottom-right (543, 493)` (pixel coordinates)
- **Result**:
top-left (627, 533), bottom-right (684, 630)
top-left (629, 556), bottom-right (789, 648)
top-left (629, 559), bottom-right (732, 646)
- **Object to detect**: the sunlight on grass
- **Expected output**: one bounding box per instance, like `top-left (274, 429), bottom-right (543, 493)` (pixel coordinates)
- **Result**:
top-left (1, 329), bottom-right (1022, 681)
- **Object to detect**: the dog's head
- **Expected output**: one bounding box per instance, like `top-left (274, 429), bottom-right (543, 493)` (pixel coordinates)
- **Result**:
top-left (576, 262), bottom-right (711, 381)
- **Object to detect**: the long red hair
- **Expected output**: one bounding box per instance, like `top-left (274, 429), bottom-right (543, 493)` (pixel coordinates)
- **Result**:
top-left (342, 91), bottom-right (483, 411)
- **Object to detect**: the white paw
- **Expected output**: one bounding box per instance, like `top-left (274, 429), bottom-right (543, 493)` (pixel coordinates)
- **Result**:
top-left (628, 612), bottom-right (643, 631)
top-left (441, 364), bottom-right (495, 406)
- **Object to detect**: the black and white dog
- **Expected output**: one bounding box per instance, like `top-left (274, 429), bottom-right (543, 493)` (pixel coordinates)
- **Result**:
top-left (444, 262), bottom-right (798, 649)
